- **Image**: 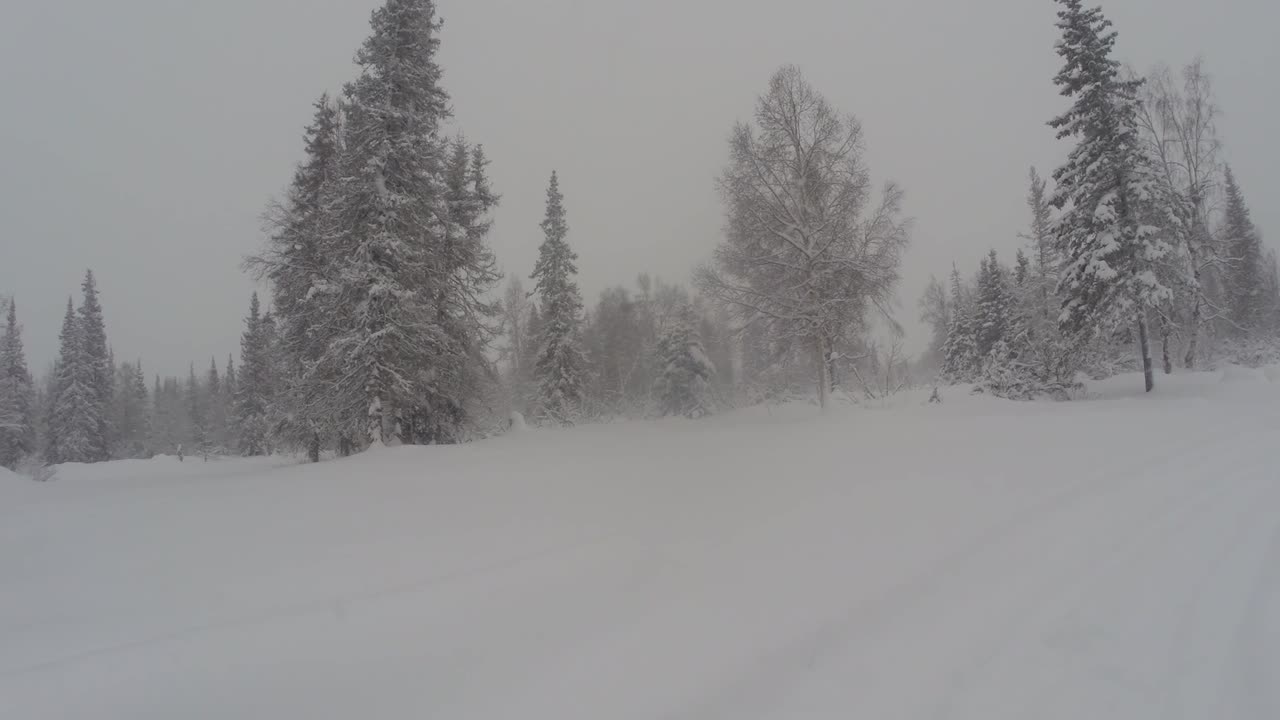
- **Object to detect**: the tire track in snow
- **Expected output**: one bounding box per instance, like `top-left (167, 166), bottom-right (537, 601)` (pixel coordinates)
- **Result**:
top-left (1152, 457), bottom-right (1280, 720)
top-left (667, 414), bottom-right (1261, 720)
top-left (0, 529), bottom-right (622, 679)
top-left (930, 444), bottom-right (1255, 719)
top-left (1235, 509), bottom-right (1280, 719)
top-left (939, 429), bottom-right (1276, 720)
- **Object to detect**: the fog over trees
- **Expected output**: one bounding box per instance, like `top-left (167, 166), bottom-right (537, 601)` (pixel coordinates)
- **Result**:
top-left (1, 0), bottom-right (1276, 470)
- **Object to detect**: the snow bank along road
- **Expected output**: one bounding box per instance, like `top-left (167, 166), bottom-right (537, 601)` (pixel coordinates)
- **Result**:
top-left (2, 371), bottom-right (1278, 719)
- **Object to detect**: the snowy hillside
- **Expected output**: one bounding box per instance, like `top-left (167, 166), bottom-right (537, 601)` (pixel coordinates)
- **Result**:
top-left (3, 371), bottom-right (1279, 719)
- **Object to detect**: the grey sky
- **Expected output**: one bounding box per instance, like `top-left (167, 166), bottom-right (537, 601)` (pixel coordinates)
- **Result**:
top-left (1, 0), bottom-right (1275, 377)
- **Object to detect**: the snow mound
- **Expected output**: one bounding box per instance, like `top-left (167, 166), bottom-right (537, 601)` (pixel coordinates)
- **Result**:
top-left (1263, 365), bottom-right (1280, 383)
top-left (4, 374), bottom-right (1280, 719)
top-left (1220, 364), bottom-right (1268, 384)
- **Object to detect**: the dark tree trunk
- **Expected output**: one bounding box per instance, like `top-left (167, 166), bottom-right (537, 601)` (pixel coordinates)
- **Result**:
top-left (1137, 312), bottom-right (1155, 393)
top-left (1158, 313), bottom-right (1173, 375)
top-left (1184, 286), bottom-right (1201, 370)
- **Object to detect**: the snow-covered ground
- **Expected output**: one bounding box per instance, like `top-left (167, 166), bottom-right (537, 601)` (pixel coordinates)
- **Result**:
top-left (3, 370), bottom-right (1279, 719)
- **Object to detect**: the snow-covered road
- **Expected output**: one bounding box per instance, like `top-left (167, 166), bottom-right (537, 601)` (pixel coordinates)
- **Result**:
top-left (2, 371), bottom-right (1278, 719)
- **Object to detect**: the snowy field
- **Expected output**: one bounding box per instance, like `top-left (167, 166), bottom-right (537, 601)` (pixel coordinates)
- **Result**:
top-left (3, 370), bottom-right (1279, 720)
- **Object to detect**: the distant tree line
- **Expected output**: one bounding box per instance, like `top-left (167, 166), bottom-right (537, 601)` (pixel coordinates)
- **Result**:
top-left (0, 272), bottom-right (276, 470)
top-left (6, 0), bottom-right (1275, 471)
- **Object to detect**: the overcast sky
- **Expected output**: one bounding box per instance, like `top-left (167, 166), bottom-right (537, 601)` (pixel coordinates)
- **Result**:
top-left (1, 0), bottom-right (1275, 377)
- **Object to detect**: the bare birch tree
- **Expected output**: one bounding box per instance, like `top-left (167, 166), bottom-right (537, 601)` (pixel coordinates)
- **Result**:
top-left (697, 66), bottom-right (910, 409)
top-left (1135, 59), bottom-right (1223, 368)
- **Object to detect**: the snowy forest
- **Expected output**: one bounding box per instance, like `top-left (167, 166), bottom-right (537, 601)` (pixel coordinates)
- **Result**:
top-left (1, 0), bottom-right (1276, 473)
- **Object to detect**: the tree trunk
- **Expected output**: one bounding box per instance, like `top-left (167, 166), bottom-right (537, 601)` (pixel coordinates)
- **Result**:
top-left (1137, 312), bottom-right (1155, 393)
top-left (814, 335), bottom-right (830, 410)
top-left (1183, 223), bottom-right (1205, 369)
top-left (308, 431), bottom-right (320, 463)
top-left (1158, 313), bottom-right (1173, 375)
top-left (1184, 287), bottom-right (1201, 369)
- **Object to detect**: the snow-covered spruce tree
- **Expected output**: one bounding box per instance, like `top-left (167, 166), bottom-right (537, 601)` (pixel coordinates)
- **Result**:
top-left (31, 365), bottom-right (54, 465)
top-left (973, 250), bottom-right (1014, 358)
top-left (204, 358), bottom-right (226, 453)
top-left (1049, 0), bottom-right (1169, 393)
top-left (652, 303), bottom-right (717, 418)
top-left (1023, 167), bottom-right (1059, 321)
top-left (186, 363), bottom-right (209, 458)
top-left (147, 374), bottom-right (187, 456)
top-left (222, 354), bottom-right (236, 448)
top-left (303, 0), bottom-right (497, 447)
top-left (253, 93), bottom-right (345, 459)
top-left (402, 137), bottom-right (501, 444)
top-left (131, 363), bottom-right (150, 456)
top-left (148, 374), bottom-right (163, 455)
top-left (940, 266), bottom-right (979, 383)
top-left (260, 312), bottom-right (283, 450)
top-left (1014, 249), bottom-right (1031, 287)
top-left (0, 299), bottom-right (35, 469)
top-left (274, 103), bottom-right (335, 447)
top-left (530, 171), bottom-right (587, 424)
top-left (47, 298), bottom-right (99, 464)
top-left (697, 66), bottom-right (910, 409)
top-left (77, 271), bottom-right (112, 460)
top-left (234, 293), bottom-right (272, 456)
top-left (1221, 166), bottom-right (1266, 335)
top-left (979, 172), bottom-right (1086, 399)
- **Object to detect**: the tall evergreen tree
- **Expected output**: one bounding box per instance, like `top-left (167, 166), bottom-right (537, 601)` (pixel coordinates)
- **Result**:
top-left (47, 298), bottom-right (98, 464)
top-left (940, 266), bottom-right (979, 382)
top-left (258, 93), bottom-right (345, 456)
top-left (220, 354), bottom-right (236, 449)
top-left (32, 364), bottom-right (56, 465)
top-left (204, 358), bottom-right (225, 452)
top-left (530, 171), bottom-right (587, 423)
top-left (186, 363), bottom-right (208, 458)
top-left (1026, 168), bottom-right (1057, 279)
top-left (1221, 166), bottom-right (1266, 334)
top-left (77, 270), bottom-right (112, 459)
top-left (317, 0), bottom-right (459, 445)
top-left (403, 136), bottom-right (502, 444)
top-left (235, 293), bottom-right (271, 456)
top-left (150, 374), bottom-right (163, 454)
top-left (158, 376), bottom-right (187, 454)
top-left (0, 299), bottom-right (35, 469)
top-left (1014, 249), bottom-right (1031, 287)
top-left (1049, 0), bottom-right (1169, 392)
top-left (974, 250), bottom-right (1014, 357)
